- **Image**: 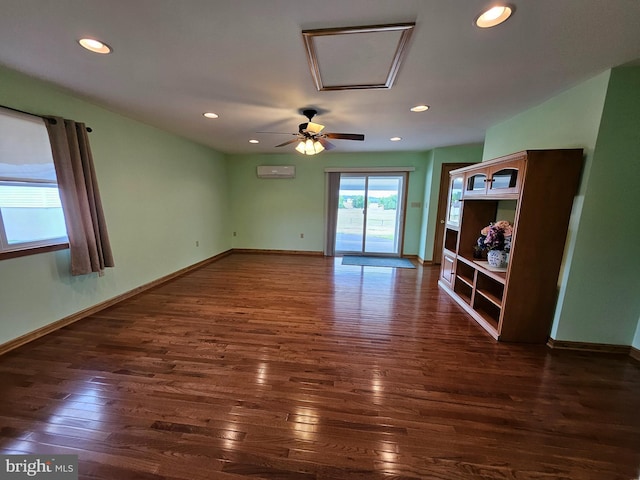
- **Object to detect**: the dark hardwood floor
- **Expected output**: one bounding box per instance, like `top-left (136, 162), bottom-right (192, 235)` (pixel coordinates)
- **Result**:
top-left (1, 254), bottom-right (639, 479)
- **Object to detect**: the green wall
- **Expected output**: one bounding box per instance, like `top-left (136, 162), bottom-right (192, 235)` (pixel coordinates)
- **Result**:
top-left (558, 67), bottom-right (640, 345)
top-left (418, 149), bottom-right (436, 260)
top-left (419, 145), bottom-right (483, 262)
top-left (227, 152), bottom-right (429, 255)
top-left (482, 70), bottom-right (611, 162)
top-left (226, 146), bottom-right (482, 262)
top-left (0, 66), bottom-right (230, 345)
top-left (484, 68), bottom-right (640, 346)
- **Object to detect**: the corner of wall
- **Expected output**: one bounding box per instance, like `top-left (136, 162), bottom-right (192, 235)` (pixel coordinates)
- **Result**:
top-left (551, 67), bottom-right (640, 345)
top-left (417, 150), bottom-right (435, 260)
top-left (633, 316), bottom-right (640, 350)
top-left (419, 145), bottom-right (484, 262)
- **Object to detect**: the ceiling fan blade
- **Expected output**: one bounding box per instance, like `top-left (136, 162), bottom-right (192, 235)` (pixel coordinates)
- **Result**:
top-left (324, 133), bottom-right (365, 141)
top-left (275, 138), bottom-right (300, 148)
top-left (305, 122), bottom-right (325, 134)
top-left (256, 131), bottom-right (297, 135)
top-left (317, 137), bottom-right (336, 150)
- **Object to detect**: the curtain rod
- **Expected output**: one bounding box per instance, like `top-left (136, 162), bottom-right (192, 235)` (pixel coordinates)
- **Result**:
top-left (0, 104), bottom-right (93, 132)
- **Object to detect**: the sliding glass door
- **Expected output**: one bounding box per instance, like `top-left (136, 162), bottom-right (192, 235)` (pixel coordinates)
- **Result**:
top-left (335, 173), bottom-right (405, 256)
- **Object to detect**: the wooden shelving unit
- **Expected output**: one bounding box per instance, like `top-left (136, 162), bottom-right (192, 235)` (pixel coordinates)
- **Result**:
top-left (438, 149), bottom-right (584, 343)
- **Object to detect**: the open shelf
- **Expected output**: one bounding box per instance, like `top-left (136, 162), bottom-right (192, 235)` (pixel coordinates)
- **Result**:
top-left (453, 277), bottom-right (473, 305)
top-left (473, 260), bottom-right (507, 274)
top-left (456, 274), bottom-right (473, 288)
top-left (473, 294), bottom-right (501, 331)
top-left (475, 272), bottom-right (504, 308)
top-left (457, 256), bottom-right (507, 285)
top-left (476, 289), bottom-right (502, 308)
top-left (454, 261), bottom-right (475, 288)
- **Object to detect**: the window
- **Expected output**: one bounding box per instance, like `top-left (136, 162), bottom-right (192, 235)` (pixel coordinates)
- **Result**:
top-left (0, 107), bottom-right (68, 256)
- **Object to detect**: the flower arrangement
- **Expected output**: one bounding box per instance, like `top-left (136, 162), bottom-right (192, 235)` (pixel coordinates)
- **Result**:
top-left (475, 220), bottom-right (513, 255)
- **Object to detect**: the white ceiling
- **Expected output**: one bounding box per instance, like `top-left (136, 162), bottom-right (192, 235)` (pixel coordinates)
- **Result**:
top-left (1, 0), bottom-right (639, 155)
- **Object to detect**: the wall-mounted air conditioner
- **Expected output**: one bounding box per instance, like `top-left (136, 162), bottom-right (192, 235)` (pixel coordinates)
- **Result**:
top-left (256, 165), bottom-right (295, 178)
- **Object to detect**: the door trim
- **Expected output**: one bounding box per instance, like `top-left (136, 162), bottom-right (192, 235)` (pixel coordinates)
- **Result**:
top-left (333, 172), bottom-right (408, 257)
top-left (325, 167), bottom-right (415, 173)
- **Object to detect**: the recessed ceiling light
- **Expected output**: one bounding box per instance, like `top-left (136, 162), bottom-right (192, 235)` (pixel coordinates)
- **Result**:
top-left (78, 38), bottom-right (112, 54)
top-left (203, 112), bottom-right (219, 119)
top-left (410, 105), bottom-right (430, 112)
top-left (249, 139), bottom-right (259, 144)
top-left (390, 137), bottom-right (402, 142)
top-left (475, 5), bottom-right (514, 28)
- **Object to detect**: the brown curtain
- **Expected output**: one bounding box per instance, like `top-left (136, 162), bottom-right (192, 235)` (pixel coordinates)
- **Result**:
top-left (45, 117), bottom-right (114, 276)
top-left (324, 172), bottom-right (341, 256)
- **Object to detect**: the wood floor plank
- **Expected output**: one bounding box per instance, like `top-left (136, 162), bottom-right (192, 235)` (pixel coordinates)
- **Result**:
top-left (1, 254), bottom-right (639, 479)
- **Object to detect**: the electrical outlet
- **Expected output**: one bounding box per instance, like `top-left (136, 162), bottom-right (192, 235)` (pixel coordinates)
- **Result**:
top-left (195, 240), bottom-right (199, 247)
top-left (300, 233), bottom-right (304, 238)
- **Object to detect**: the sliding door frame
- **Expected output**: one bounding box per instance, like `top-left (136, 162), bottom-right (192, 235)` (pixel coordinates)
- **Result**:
top-left (324, 167), bottom-right (413, 257)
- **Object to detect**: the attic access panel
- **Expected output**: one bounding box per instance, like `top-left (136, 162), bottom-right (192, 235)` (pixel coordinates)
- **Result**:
top-left (302, 23), bottom-right (415, 91)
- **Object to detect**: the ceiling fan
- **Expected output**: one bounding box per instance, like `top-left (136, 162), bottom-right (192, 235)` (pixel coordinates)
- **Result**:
top-left (268, 109), bottom-right (364, 155)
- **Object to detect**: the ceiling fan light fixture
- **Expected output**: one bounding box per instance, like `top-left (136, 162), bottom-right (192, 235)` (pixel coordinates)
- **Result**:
top-left (295, 139), bottom-right (325, 155)
top-left (305, 139), bottom-right (317, 155)
top-left (475, 5), bottom-right (514, 28)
